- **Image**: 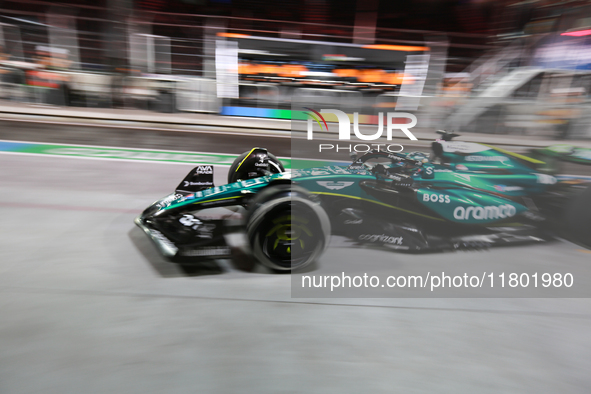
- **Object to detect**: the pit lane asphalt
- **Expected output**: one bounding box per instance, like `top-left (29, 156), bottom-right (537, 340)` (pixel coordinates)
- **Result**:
top-left (2, 151), bottom-right (591, 394)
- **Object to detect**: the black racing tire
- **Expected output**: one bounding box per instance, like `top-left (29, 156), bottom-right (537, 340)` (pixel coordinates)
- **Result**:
top-left (565, 185), bottom-right (591, 249)
top-left (227, 149), bottom-right (285, 184)
top-left (246, 184), bottom-right (330, 271)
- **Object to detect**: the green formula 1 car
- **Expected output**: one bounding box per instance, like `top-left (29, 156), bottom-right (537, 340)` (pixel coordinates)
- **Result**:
top-left (135, 132), bottom-right (591, 271)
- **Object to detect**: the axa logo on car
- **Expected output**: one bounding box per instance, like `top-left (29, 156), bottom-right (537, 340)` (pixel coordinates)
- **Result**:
top-left (195, 165), bottom-right (213, 174)
top-left (453, 204), bottom-right (517, 221)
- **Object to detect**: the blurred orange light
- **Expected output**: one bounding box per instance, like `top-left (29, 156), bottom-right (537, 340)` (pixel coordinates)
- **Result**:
top-left (374, 102), bottom-right (397, 108)
top-left (259, 64), bottom-right (278, 74)
top-left (389, 72), bottom-right (413, 85)
top-left (217, 33), bottom-right (250, 38)
top-left (238, 62), bottom-right (256, 75)
top-left (363, 45), bottom-right (430, 52)
top-left (279, 64), bottom-right (308, 78)
top-left (333, 69), bottom-right (359, 78)
top-left (358, 69), bottom-right (385, 83)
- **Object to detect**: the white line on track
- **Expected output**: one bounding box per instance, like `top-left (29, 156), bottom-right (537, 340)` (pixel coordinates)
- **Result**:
top-left (0, 151), bottom-right (233, 166)
top-left (0, 139), bottom-right (345, 165)
top-left (0, 138), bottom-right (258, 157)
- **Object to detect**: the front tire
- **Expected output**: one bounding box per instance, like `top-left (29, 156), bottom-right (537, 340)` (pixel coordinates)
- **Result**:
top-left (246, 184), bottom-right (330, 271)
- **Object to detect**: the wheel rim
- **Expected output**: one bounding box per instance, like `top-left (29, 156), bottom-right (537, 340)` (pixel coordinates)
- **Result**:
top-left (257, 203), bottom-right (321, 269)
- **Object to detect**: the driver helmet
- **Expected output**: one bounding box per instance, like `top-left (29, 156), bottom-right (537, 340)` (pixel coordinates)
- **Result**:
top-left (228, 148), bottom-right (285, 183)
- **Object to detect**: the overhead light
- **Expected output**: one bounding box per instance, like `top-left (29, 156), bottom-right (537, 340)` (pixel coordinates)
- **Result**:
top-left (322, 54), bottom-right (365, 61)
top-left (444, 72), bottom-right (470, 78)
top-left (238, 49), bottom-right (287, 56)
top-left (35, 46), bottom-right (69, 55)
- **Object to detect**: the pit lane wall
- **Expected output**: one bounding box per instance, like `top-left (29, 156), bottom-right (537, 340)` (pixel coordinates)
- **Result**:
top-left (2, 99), bottom-right (591, 160)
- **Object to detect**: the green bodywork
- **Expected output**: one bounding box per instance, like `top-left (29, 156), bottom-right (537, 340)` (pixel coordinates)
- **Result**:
top-left (161, 142), bottom-right (559, 226)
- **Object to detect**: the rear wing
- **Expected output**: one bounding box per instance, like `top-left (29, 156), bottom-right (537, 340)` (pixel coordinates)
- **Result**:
top-left (532, 145), bottom-right (591, 166)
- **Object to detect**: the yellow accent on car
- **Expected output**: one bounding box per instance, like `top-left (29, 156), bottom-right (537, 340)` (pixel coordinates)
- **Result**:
top-left (482, 144), bottom-right (545, 164)
top-left (235, 147), bottom-right (257, 173)
top-left (193, 196), bottom-right (241, 205)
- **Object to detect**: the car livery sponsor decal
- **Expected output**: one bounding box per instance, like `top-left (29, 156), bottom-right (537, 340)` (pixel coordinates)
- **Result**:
top-left (359, 234), bottom-right (404, 245)
top-left (422, 193), bottom-right (451, 203)
top-left (157, 193), bottom-right (185, 208)
top-left (453, 204), bottom-right (517, 221)
top-left (254, 156), bottom-right (268, 167)
top-left (195, 165), bottom-right (213, 174)
top-left (187, 177), bottom-right (270, 200)
top-left (344, 219), bottom-right (363, 224)
top-left (179, 214), bottom-right (202, 228)
top-left (180, 246), bottom-right (231, 257)
top-left (347, 165), bottom-right (365, 171)
top-left (183, 181), bottom-right (212, 187)
top-left (316, 181), bottom-right (354, 190)
top-left (179, 215), bottom-right (217, 238)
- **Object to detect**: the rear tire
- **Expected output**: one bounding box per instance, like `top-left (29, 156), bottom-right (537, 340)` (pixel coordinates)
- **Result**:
top-left (246, 184), bottom-right (330, 271)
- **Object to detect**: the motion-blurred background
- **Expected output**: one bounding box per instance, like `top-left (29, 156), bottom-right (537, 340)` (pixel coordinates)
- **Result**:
top-left (3, 2), bottom-right (591, 393)
top-left (1, 0), bottom-right (591, 139)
